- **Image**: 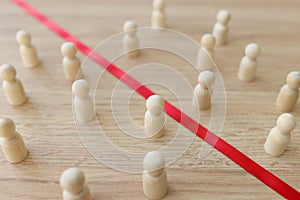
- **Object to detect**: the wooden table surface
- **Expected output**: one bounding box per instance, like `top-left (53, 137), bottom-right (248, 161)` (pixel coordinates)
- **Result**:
top-left (0, 0), bottom-right (299, 199)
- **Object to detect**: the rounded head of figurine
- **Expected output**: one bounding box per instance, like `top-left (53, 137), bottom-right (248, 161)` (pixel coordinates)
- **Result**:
top-left (245, 43), bottom-right (260, 59)
top-left (217, 9), bottom-right (231, 25)
top-left (153, 0), bottom-right (165, 10)
top-left (16, 30), bottom-right (31, 45)
top-left (61, 42), bottom-right (77, 58)
top-left (143, 151), bottom-right (165, 172)
top-left (60, 167), bottom-right (85, 194)
top-left (0, 64), bottom-right (17, 82)
top-left (201, 34), bottom-right (216, 49)
top-left (123, 20), bottom-right (137, 34)
top-left (146, 95), bottom-right (164, 115)
top-left (286, 71), bottom-right (300, 90)
top-left (72, 79), bottom-right (90, 98)
top-left (276, 113), bottom-right (296, 133)
top-left (0, 118), bottom-right (16, 139)
top-left (198, 71), bottom-right (215, 88)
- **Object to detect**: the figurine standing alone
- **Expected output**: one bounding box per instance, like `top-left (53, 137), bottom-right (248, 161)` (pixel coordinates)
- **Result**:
top-left (276, 71), bottom-right (300, 112)
top-left (16, 30), bottom-right (40, 68)
top-left (61, 42), bottom-right (81, 81)
top-left (72, 79), bottom-right (95, 123)
top-left (0, 64), bottom-right (27, 106)
top-left (151, 0), bottom-right (166, 28)
top-left (238, 43), bottom-right (260, 82)
top-left (123, 20), bottom-right (139, 58)
top-left (0, 118), bottom-right (28, 163)
top-left (212, 10), bottom-right (231, 46)
top-left (264, 113), bottom-right (296, 156)
top-left (143, 151), bottom-right (168, 200)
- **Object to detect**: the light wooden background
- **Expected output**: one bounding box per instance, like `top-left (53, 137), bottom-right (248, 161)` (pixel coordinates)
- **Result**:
top-left (0, 0), bottom-right (299, 199)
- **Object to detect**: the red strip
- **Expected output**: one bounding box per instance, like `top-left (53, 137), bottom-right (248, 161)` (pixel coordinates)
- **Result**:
top-left (12, 0), bottom-right (300, 199)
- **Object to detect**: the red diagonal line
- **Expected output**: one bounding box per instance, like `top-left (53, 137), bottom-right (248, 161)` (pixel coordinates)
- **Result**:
top-left (11, 0), bottom-right (300, 199)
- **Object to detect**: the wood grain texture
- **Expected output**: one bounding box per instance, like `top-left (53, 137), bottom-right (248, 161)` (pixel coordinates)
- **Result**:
top-left (0, 0), bottom-right (299, 199)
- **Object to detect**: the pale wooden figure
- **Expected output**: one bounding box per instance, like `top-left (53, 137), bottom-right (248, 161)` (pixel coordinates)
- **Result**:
top-left (212, 10), bottom-right (231, 46)
top-left (0, 64), bottom-right (27, 106)
top-left (16, 30), bottom-right (40, 68)
top-left (193, 71), bottom-right (215, 110)
top-left (0, 118), bottom-right (28, 163)
top-left (276, 71), bottom-right (300, 112)
top-left (144, 95), bottom-right (165, 138)
top-left (264, 113), bottom-right (296, 156)
top-left (238, 43), bottom-right (260, 82)
top-left (72, 79), bottom-right (95, 123)
top-left (61, 42), bottom-right (81, 81)
top-left (143, 151), bottom-right (168, 200)
top-left (60, 168), bottom-right (92, 200)
top-left (123, 20), bottom-right (139, 58)
top-left (196, 34), bottom-right (216, 71)
top-left (151, 0), bottom-right (166, 28)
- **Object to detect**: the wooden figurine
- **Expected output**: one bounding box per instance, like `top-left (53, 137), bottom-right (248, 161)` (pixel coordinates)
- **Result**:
top-left (72, 79), bottom-right (95, 123)
top-left (0, 64), bottom-right (27, 106)
top-left (16, 30), bottom-right (40, 68)
top-left (60, 167), bottom-right (92, 200)
top-left (196, 34), bottom-right (216, 71)
top-left (151, 0), bottom-right (166, 28)
top-left (193, 71), bottom-right (215, 110)
top-left (61, 42), bottom-right (81, 81)
top-left (212, 9), bottom-right (231, 46)
top-left (0, 118), bottom-right (28, 163)
top-left (264, 113), bottom-right (296, 156)
top-left (123, 20), bottom-right (139, 58)
top-left (276, 71), bottom-right (300, 112)
top-left (144, 95), bottom-right (165, 138)
top-left (143, 151), bottom-right (168, 200)
top-left (238, 43), bottom-right (260, 82)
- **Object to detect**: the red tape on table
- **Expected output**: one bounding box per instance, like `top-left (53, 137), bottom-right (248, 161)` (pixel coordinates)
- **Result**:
top-left (11, 0), bottom-right (300, 199)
